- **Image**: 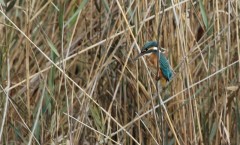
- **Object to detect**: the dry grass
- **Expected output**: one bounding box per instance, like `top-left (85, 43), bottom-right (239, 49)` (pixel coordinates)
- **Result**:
top-left (0, 0), bottom-right (240, 144)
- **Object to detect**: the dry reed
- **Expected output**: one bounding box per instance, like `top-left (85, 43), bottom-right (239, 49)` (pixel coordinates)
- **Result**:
top-left (0, 0), bottom-right (239, 144)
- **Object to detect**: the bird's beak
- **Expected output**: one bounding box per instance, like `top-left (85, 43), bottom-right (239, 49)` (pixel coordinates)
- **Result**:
top-left (133, 51), bottom-right (146, 61)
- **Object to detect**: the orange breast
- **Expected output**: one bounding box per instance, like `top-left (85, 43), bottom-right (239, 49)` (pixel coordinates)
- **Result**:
top-left (145, 53), bottom-right (158, 70)
top-left (145, 54), bottom-right (167, 87)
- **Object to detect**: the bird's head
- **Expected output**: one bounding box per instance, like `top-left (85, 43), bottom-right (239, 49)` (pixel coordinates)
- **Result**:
top-left (134, 41), bottom-right (165, 61)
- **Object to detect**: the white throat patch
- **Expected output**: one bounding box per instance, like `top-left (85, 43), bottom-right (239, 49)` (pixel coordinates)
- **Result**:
top-left (143, 47), bottom-right (161, 56)
top-left (152, 47), bottom-right (158, 50)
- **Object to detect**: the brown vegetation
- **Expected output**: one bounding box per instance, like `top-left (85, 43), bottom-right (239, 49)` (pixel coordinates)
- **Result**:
top-left (0, 0), bottom-right (239, 144)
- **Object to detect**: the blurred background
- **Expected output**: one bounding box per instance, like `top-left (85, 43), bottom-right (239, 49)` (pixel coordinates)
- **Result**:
top-left (0, 0), bottom-right (239, 144)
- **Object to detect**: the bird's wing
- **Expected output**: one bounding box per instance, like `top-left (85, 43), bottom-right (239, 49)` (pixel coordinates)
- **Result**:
top-left (159, 53), bottom-right (172, 81)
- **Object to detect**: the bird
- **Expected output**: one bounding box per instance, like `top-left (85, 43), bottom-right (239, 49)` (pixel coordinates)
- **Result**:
top-left (134, 41), bottom-right (173, 87)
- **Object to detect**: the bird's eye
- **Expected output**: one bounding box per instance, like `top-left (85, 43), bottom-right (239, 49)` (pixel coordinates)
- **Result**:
top-left (141, 50), bottom-right (147, 53)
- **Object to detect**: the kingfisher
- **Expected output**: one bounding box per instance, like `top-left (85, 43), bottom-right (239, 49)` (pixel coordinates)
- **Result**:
top-left (134, 41), bottom-right (173, 87)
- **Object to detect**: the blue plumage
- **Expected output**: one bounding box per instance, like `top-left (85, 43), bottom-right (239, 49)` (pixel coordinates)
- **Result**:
top-left (159, 52), bottom-right (172, 81)
top-left (140, 41), bottom-right (173, 81)
top-left (133, 41), bottom-right (173, 82)
top-left (142, 41), bottom-right (158, 50)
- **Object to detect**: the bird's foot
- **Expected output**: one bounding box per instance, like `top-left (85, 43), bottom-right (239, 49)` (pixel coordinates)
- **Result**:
top-left (155, 75), bottom-right (160, 81)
